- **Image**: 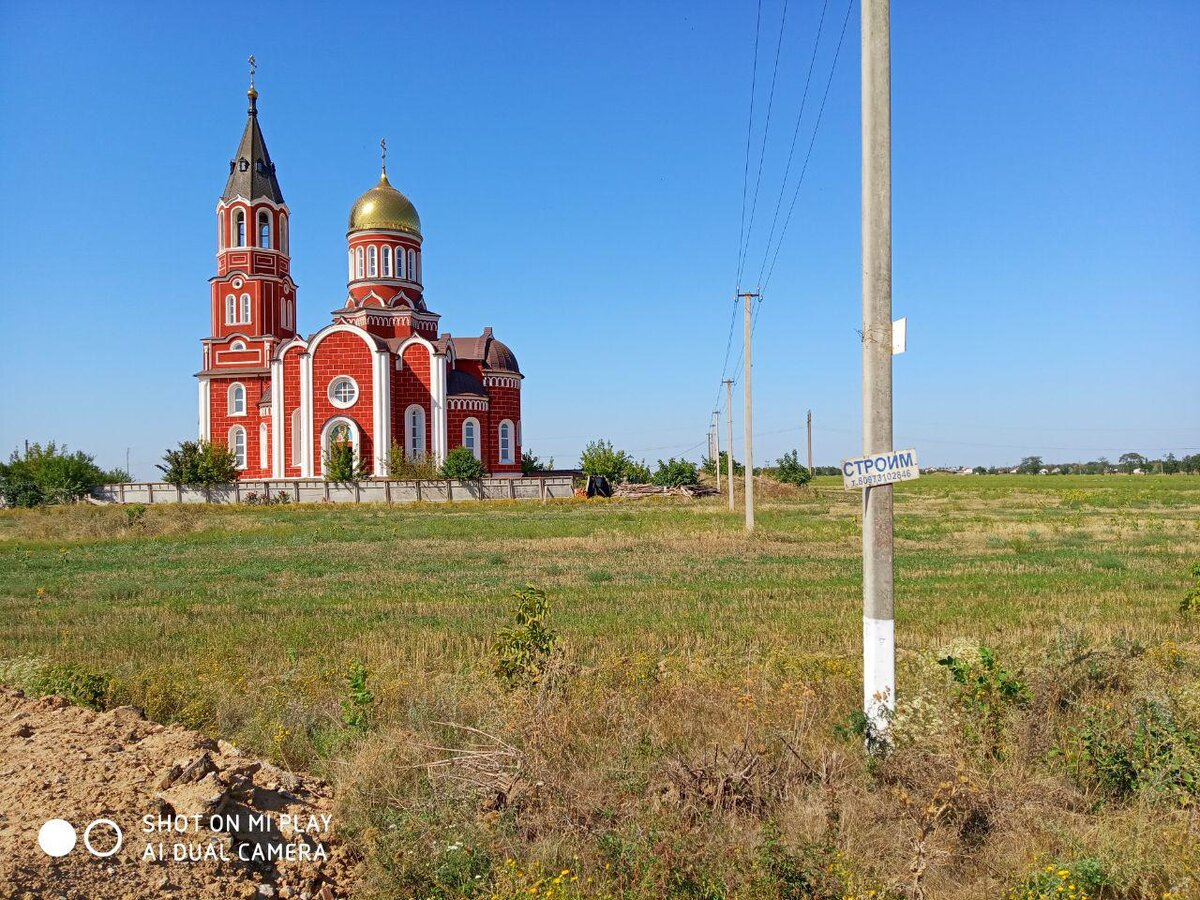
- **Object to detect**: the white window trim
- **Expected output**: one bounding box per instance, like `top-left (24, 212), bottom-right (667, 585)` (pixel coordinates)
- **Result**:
top-left (367, 245), bottom-right (378, 278)
top-left (462, 417), bottom-right (480, 460)
top-left (320, 416), bottom-right (360, 475)
top-left (381, 245), bottom-right (392, 277)
top-left (240, 293), bottom-right (251, 325)
top-left (229, 425), bottom-right (247, 470)
top-left (257, 210), bottom-right (271, 249)
top-left (405, 404), bottom-right (426, 459)
top-left (228, 382), bottom-right (247, 416)
top-left (355, 247), bottom-right (364, 279)
top-left (498, 419), bottom-right (514, 464)
top-left (230, 339), bottom-right (246, 351)
top-left (397, 246), bottom-right (406, 279)
top-left (290, 407), bottom-right (302, 468)
top-left (259, 422), bottom-right (268, 469)
top-left (328, 376), bottom-right (359, 409)
top-left (234, 210), bottom-right (246, 248)
top-left (225, 294), bottom-right (236, 325)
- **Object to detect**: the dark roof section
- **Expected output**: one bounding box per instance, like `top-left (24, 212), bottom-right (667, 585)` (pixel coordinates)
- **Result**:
top-left (449, 327), bottom-right (520, 374)
top-left (447, 369), bottom-right (488, 398)
top-left (222, 89), bottom-right (284, 204)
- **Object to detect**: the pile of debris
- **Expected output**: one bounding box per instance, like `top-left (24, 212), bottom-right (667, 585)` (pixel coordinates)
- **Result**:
top-left (612, 483), bottom-right (719, 499)
top-left (0, 688), bottom-right (358, 899)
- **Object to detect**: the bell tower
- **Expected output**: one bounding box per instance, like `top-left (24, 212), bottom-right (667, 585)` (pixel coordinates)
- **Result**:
top-left (198, 59), bottom-right (296, 476)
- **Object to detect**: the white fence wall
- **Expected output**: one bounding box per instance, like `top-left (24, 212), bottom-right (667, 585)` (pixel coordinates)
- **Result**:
top-left (91, 477), bottom-right (575, 506)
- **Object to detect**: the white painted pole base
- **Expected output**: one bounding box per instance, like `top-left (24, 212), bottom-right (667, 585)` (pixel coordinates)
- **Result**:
top-left (863, 615), bottom-right (895, 737)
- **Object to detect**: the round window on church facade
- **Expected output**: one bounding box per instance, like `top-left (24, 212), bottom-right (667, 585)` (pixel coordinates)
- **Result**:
top-left (329, 376), bottom-right (359, 409)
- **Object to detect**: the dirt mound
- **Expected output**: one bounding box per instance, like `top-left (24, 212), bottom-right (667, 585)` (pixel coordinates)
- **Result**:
top-left (0, 689), bottom-right (358, 899)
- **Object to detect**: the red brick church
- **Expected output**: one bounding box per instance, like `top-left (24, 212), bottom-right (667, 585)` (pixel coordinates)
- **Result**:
top-left (197, 81), bottom-right (523, 479)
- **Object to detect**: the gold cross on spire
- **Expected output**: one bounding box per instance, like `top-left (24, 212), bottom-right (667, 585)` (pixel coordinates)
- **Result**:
top-left (248, 54), bottom-right (257, 88)
top-left (380, 138), bottom-right (387, 175)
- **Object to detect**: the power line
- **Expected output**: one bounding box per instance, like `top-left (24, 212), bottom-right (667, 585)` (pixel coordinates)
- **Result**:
top-left (735, 0), bottom-right (764, 291)
top-left (761, 0), bottom-right (855, 294)
top-left (752, 0), bottom-right (830, 292)
top-left (737, 0), bottom-right (791, 291)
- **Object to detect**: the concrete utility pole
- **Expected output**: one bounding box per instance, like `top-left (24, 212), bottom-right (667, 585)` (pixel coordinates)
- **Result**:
top-left (739, 292), bottom-right (759, 531)
top-left (806, 410), bottom-right (813, 473)
top-left (713, 410), bottom-right (722, 493)
top-left (723, 379), bottom-right (735, 512)
top-left (861, 0), bottom-right (895, 739)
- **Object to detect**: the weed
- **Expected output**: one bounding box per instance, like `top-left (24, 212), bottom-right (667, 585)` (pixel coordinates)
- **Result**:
top-left (1180, 561), bottom-right (1200, 618)
top-left (493, 584), bottom-right (558, 689)
top-left (938, 645), bottom-right (1029, 757)
top-left (341, 659), bottom-right (374, 733)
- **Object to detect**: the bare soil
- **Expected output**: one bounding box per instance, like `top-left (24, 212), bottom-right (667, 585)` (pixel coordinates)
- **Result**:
top-left (0, 689), bottom-right (358, 899)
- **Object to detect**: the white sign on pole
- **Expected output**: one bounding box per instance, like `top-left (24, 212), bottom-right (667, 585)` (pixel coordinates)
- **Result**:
top-left (892, 317), bottom-right (907, 355)
top-left (842, 448), bottom-right (920, 490)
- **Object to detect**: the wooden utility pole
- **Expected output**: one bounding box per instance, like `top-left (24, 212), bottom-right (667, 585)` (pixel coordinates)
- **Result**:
top-left (862, 0), bottom-right (895, 740)
top-left (723, 379), bottom-right (735, 512)
top-left (713, 410), bottom-right (722, 493)
top-left (806, 410), bottom-right (813, 473)
top-left (739, 292), bottom-right (759, 531)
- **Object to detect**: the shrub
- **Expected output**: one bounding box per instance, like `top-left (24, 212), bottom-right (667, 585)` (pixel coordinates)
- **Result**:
top-left (772, 450), bottom-right (812, 486)
top-left (441, 446), bottom-right (488, 481)
top-left (937, 644), bottom-right (1029, 757)
top-left (324, 439), bottom-right (371, 483)
top-left (579, 439), bottom-right (646, 484)
top-left (493, 585), bottom-right (559, 689)
top-left (521, 449), bottom-right (553, 474)
top-left (1180, 562), bottom-right (1200, 619)
top-left (701, 451), bottom-right (744, 477)
top-left (0, 442), bottom-right (124, 507)
top-left (1077, 697), bottom-right (1200, 805)
top-left (1006, 859), bottom-right (1112, 900)
top-left (243, 491), bottom-right (290, 505)
top-left (158, 440), bottom-right (239, 490)
top-left (651, 457), bottom-right (700, 487)
top-left (386, 442), bottom-right (439, 480)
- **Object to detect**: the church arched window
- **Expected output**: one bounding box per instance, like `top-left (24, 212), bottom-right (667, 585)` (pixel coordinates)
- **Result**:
top-left (405, 405), bottom-right (426, 460)
top-left (396, 246), bottom-right (406, 279)
top-left (230, 340), bottom-right (246, 351)
top-left (381, 246), bottom-right (392, 277)
top-left (235, 210), bottom-right (246, 247)
top-left (259, 422), bottom-right (269, 469)
top-left (229, 426), bottom-right (247, 469)
top-left (225, 294), bottom-right (236, 324)
top-left (320, 417), bottom-right (360, 477)
top-left (498, 420), bottom-right (514, 464)
top-left (408, 249), bottom-right (417, 282)
top-left (367, 245), bottom-right (377, 278)
top-left (228, 383), bottom-right (246, 416)
top-left (463, 417), bottom-right (480, 460)
top-left (355, 247), bottom-right (364, 279)
top-left (279, 215), bottom-right (288, 253)
top-left (241, 293), bottom-right (251, 324)
top-left (258, 211), bottom-right (271, 249)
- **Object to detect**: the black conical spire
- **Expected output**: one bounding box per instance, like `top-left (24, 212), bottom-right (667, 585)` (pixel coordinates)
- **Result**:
top-left (221, 72), bottom-right (284, 204)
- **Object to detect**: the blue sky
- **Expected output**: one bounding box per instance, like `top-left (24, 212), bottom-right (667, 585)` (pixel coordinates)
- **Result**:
top-left (1, 1), bottom-right (1196, 478)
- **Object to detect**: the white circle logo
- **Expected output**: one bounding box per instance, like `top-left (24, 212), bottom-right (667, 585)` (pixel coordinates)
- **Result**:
top-left (84, 819), bottom-right (123, 858)
top-left (38, 819), bottom-right (77, 857)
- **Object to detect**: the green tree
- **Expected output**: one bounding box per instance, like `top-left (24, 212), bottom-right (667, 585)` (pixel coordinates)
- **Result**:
top-left (440, 446), bottom-right (488, 480)
top-left (1118, 452), bottom-right (1147, 474)
top-left (0, 442), bottom-right (123, 507)
top-left (158, 440), bottom-right (240, 495)
top-left (1163, 453), bottom-right (1180, 475)
top-left (1017, 456), bottom-right (1044, 475)
top-left (521, 449), bottom-right (553, 474)
top-left (651, 457), bottom-right (699, 487)
top-left (579, 439), bottom-right (645, 483)
top-left (701, 450), bottom-right (744, 477)
top-left (772, 450), bottom-right (812, 486)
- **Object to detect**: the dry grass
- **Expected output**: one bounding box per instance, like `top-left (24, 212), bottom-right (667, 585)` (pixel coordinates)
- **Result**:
top-left (1, 475), bottom-right (1199, 897)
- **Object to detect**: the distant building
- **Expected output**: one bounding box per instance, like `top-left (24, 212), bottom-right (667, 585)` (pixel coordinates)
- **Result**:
top-left (197, 82), bottom-right (524, 479)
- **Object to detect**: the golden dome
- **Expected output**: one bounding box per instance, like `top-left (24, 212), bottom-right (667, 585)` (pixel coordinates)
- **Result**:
top-left (348, 171), bottom-right (421, 236)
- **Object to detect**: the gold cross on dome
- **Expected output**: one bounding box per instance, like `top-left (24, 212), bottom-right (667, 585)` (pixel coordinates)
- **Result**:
top-left (380, 138), bottom-right (387, 174)
top-left (248, 54), bottom-right (257, 88)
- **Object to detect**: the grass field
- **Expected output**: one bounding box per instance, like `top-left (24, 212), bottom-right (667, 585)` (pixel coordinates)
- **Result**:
top-left (2, 475), bottom-right (1198, 898)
